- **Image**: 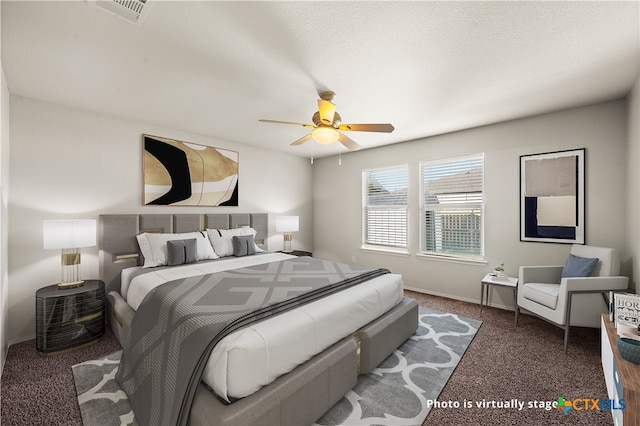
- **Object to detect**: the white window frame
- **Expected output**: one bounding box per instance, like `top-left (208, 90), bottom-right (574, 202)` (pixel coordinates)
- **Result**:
top-left (419, 154), bottom-right (484, 261)
top-left (362, 164), bottom-right (409, 252)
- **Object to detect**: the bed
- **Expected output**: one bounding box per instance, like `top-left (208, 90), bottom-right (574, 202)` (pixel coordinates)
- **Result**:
top-left (99, 213), bottom-right (418, 426)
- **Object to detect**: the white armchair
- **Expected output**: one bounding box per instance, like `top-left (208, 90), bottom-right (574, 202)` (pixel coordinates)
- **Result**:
top-left (516, 244), bottom-right (628, 353)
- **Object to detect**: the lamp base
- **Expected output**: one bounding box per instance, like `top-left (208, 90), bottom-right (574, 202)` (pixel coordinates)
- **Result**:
top-left (58, 280), bottom-right (84, 289)
top-left (283, 232), bottom-right (293, 252)
top-left (59, 249), bottom-right (84, 289)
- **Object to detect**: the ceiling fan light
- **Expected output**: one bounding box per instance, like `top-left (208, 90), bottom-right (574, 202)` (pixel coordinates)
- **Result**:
top-left (312, 127), bottom-right (339, 144)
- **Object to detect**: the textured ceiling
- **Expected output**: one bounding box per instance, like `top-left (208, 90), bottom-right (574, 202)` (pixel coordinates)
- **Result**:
top-left (2, 1), bottom-right (639, 158)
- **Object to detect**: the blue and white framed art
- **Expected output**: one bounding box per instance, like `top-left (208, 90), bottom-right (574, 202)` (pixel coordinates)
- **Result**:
top-left (520, 148), bottom-right (585, 244)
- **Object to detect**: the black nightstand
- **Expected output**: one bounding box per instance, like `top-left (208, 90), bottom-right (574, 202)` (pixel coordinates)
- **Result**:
top-left (36, 280), bottom-right (105, 354)
top-left (279, 250), bottom-right (312, 257)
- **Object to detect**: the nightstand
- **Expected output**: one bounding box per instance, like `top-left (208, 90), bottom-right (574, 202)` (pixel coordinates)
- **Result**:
top-left (279, 250), bottom-right (312, 257)
top-left (36, 279), bottom-right (105, 354)
top-left (480, 273), bottom-right (518, 325)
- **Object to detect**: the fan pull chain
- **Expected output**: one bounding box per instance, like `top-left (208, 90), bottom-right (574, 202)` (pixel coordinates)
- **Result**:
top-left (339, 151), bottom-right (342, 166)
top-left (310, 157), bottom-right (314, 164)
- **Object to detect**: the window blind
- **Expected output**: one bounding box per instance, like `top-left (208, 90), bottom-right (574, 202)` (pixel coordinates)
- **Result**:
top-left (362, 165), bottom-right (408, 248)
top-left (420, 154), bottom-right (484, 258)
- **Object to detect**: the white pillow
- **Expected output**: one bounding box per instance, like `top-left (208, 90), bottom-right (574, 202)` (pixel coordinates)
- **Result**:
top-left (206, 227), bottom-right (264, 257)
top-left (136, 231), bottom-right (218, 268)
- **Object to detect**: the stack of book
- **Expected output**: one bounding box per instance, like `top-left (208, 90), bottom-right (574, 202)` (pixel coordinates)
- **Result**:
top-left (613, 292), bottom-right (640, 341)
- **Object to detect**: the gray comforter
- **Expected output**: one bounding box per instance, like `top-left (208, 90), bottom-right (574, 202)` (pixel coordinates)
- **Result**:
top-left (115, 256), bottom-right (389, 425)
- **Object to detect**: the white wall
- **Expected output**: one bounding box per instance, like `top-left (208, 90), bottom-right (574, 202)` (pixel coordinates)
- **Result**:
top-left (7, 96), bottom-right (313, 343)
top-left (5, 95), bottom-right (634, 344)
top-left (626, 75), bottom-right (640, 292)
top-left (0, 66), bottom-right (9, 372)
top-left (313, 100), bottom-right (628, 308)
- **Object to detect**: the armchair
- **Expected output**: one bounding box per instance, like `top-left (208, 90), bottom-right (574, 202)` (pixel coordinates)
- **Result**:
top-left (516, 244), bottom-right (628, 353)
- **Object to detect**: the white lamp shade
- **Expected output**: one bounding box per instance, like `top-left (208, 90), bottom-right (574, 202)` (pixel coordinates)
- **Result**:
top-left (275, 216), bottom-right (299, 233)
top-left (312, 127), bottom-right (340, 145)
top-left (43, 219), bottom-right (97, 249)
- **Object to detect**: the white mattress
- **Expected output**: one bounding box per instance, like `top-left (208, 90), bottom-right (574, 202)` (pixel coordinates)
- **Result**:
top-left (122, 253), bottom-right (404, 402)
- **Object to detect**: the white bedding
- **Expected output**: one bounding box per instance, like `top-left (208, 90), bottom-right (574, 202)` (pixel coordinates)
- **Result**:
top-left (122, 252), bottom-right (295, 308)
top-left (122, 253), bottom-right (404, 402)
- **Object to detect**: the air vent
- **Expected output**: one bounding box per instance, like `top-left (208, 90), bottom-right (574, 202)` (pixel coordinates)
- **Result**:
top-left (88, 0), bottom-right (153, 26)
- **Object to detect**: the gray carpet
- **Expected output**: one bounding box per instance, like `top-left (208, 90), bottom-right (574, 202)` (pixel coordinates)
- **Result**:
top-left (72, 307), bottom-right (480, 426)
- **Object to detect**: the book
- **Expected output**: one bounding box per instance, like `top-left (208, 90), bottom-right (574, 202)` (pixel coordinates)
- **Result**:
top-left (490, 274), bottom-right (512, 281)
top-left (620, 332), bottom-right (640, 342)
top-left (614, 292), bottom-right (640, 331)
top-left (609, 291), bottom-right (614, 322)
top-left (617, 319), bottom-right (640, 338)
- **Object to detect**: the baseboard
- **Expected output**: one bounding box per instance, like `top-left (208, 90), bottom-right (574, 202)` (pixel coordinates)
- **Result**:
top-left (0, 347), bottom-right (5, 379)
top-left (8, 333), bottom-right (35, 347)
top-left (404, 286), bottom-right (515, 312)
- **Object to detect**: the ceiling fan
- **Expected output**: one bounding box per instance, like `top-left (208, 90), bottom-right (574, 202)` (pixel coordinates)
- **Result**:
top-left (259, 91), bottom-right (394, 151)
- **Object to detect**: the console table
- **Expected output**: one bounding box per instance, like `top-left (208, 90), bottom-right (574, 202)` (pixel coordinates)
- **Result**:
top-left (601, 314), bottom-right (640, 425)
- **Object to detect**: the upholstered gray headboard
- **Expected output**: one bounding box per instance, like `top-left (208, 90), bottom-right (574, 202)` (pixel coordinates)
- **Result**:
top-left (99, 213), bottom-right (268, 296)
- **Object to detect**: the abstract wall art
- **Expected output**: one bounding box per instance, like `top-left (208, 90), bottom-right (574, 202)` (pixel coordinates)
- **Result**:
top-left (520, 148), bottom-right (585, 244)
top-left (143, 135), bottom-right (239, 206)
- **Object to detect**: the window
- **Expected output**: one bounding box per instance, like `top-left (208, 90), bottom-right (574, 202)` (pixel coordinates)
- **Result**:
top-left (362, 164), bottom-right (408, 249)
top-left (420, 154), bottom-right (484, 259)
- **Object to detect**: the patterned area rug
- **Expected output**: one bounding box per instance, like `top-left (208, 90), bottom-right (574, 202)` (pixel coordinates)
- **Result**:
top-left (72, 307), bottom-right (481, 426)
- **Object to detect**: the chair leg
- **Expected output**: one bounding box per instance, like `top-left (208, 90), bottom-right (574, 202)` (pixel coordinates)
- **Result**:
top-left (564, 291), bottom-right (574, 354)
top-left (513, 288), bottom-right (518, 326)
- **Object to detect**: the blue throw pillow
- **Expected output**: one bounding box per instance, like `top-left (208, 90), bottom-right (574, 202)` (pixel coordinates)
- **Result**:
top-left (560, 254), bottom-right (599, 281)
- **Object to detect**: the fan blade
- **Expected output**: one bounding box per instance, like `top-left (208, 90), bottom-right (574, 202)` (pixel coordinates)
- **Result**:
top-left (317, 99), bottom-right (336, 125)
top-left (337, 132), bottom-right (362, 151)
top-left (338, 123), bottom-right (395, 133)
top-left (259, 119), bottom-right (314, 129)
top-left (291, 133), bottom-right (313, 146)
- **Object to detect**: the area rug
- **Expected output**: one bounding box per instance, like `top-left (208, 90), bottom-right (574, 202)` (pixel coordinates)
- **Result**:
top-left (72, 307), bottom-right (481, 426)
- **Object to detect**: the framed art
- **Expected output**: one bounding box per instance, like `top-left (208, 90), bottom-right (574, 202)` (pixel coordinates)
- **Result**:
top-left (143, 134), bottom-right (238, 206)
top-left (520, 148), bottom-right (585, 244)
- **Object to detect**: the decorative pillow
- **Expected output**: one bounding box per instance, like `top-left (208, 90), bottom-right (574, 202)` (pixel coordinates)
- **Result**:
top-left (232, 235), bottom-right (257, 257)
top-left (136, 231), bottom-right (218, 268)
top-left (560, 254), bottom-right (599, 281)
top-left (167, 238), bottom-right (198, 266)
top-left (206, 227), bottom-right (263, 257)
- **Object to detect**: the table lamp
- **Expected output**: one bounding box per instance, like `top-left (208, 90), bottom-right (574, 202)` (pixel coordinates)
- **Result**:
top-left (275, 216), bottom-right (298, 253)
top-left (43, 219), bottom-right (96, 288)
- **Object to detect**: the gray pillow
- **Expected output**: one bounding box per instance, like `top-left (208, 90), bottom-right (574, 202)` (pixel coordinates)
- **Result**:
top-left (232, 235), bottom-right (257, 257)
top-left (560, 254), bottom-right (599, 281)
top-left (167, 238), bottom-right (198, 266)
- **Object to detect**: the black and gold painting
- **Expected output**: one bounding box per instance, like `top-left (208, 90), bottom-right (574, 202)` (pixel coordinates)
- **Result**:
top-left (143, 135), bottom-right (238, 206)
